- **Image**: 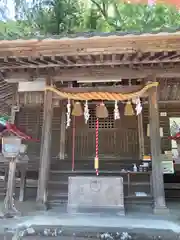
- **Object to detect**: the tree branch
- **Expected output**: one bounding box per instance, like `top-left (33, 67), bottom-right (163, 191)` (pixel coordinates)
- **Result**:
top-left (90, 0), bottom-right (116, 28)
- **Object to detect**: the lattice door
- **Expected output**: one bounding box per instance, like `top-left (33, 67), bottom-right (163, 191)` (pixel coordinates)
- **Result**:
top-left (88, 107), bottom-right (117, 157)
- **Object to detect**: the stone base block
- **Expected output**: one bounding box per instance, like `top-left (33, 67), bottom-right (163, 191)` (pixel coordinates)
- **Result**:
top-left (68, 176), bottom-right (125, 216)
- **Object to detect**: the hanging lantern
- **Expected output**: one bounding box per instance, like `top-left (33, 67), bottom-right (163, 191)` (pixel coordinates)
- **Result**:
top-left (66, 99), bottom-right (71, 129)
top-left (124, 101), bottom-right (134, 116)
top-left (114, 100), bottom-right (120, 120)
top-left (84, 100), bottom-right (90, 124)
top-left (72, 101), bottom-right (83, 116)
top-left (96, 102), bottom-right (108, 118)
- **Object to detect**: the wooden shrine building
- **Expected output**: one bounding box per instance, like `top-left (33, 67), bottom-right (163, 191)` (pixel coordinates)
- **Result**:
top-left (0, 31), bottom-right (180, 213)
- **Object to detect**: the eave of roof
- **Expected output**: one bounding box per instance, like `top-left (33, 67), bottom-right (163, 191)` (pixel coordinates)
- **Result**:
top-left (0, 30), bottom-right (179, 59)
top-left (0, 28), bottom-right (180, 70)
top-left (0, 27), bottom-right (180, 48)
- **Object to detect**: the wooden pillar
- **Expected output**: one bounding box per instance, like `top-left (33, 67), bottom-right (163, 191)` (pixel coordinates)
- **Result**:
top-left (19, 169), bottom-right (26, 202)
top-left (149, 87), bottom-right (168, 214)
top-left (59, 103), bottom-right (66, 160)
top-left (137, 112), bottom-right (144, 159)
top-left (10, 106), bottom-right (16, 124)
top-left (36, 89), bottom-right (53, 210)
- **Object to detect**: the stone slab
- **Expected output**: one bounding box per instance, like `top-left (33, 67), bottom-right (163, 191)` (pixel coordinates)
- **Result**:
top-left (67, 176), bottom-right (124, 215)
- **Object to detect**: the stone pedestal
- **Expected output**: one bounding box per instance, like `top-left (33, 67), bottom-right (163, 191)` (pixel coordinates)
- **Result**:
top-left (67, 176), bottom-right (125, 215)
top-left (154, 206), bottom-right (170, 215)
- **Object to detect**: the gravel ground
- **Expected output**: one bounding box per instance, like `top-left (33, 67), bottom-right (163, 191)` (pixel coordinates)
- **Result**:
top-left (0, 201), bottom-right (180, 239)
top-left (2, 225), bottom-right (180, 240)
top-left (3, 229), bottom-right (180, 240)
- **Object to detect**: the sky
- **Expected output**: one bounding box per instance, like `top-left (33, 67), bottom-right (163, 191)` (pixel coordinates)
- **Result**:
top-left (0, 0), bottom-right (15, 20)
top-left (8, 0), bottom-right (15, 19)
top-left (6, 0), bottom-right (32, 20)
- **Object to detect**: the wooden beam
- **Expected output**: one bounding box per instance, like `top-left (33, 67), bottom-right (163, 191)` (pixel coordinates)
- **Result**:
top-left (54, 85), bottom-right (145, 94)
top-left (144, 100), bottom-right (180, 104)
top-left (4, 64), bottom-right (180, 83)
top-left (53, 66), bottom-right (180, 81)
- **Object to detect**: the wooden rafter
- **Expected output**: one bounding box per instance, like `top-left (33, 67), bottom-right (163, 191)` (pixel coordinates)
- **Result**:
top-left (0, 51), bottom-right (180, 70)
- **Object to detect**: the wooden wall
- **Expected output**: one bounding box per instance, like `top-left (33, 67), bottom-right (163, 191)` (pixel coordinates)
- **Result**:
top-left (15, 102), bottom-right (180, 171)
top-left (51, 106), bottom-right (63, 159)
top-left (15, 105), bottom-right (43, 171)
top-left (66, 105), bottom-right (139, 160)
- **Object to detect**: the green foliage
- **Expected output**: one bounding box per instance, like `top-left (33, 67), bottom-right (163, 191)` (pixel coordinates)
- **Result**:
top-left (88, 1), bottom-right (180, 32)
top-left (0, 20), bottom-right (31, 39)
top-left (0, 0), bottom-right (180, 38)
top-left (25, 0), bottom-right (83, 35)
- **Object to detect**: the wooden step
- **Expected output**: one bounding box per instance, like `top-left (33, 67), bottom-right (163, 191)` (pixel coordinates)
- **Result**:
top-left (48, 181), bottom-right (68, 192)
top-left (48, 191), bottom-right (68, 204)
top-left (49, 170), bottom-right (130, 181)
top-left (49, 200), bottom-right (67, 206)
top-left (48, 180), bottom-right (68, 185)
top-left (48, 192), bottom-right (68, 198)
top-left (50, 160), bottom-right (141, 171)
top-left (48, 160), bottom-right (150, 208)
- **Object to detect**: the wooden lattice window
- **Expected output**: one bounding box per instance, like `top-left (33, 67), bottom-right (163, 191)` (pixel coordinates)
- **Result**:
top-left (88, 108), bottom-right (115, 129)
top-left (16, 106), bottom-right (43, 139)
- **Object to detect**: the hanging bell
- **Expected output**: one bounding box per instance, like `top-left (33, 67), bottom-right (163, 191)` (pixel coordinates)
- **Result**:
top-left (72, 101), bottom-right (83, 116)
top-left (96, 102), bottom-right (108, 118)
top-left (124, 101), bottom-right (134, 116)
